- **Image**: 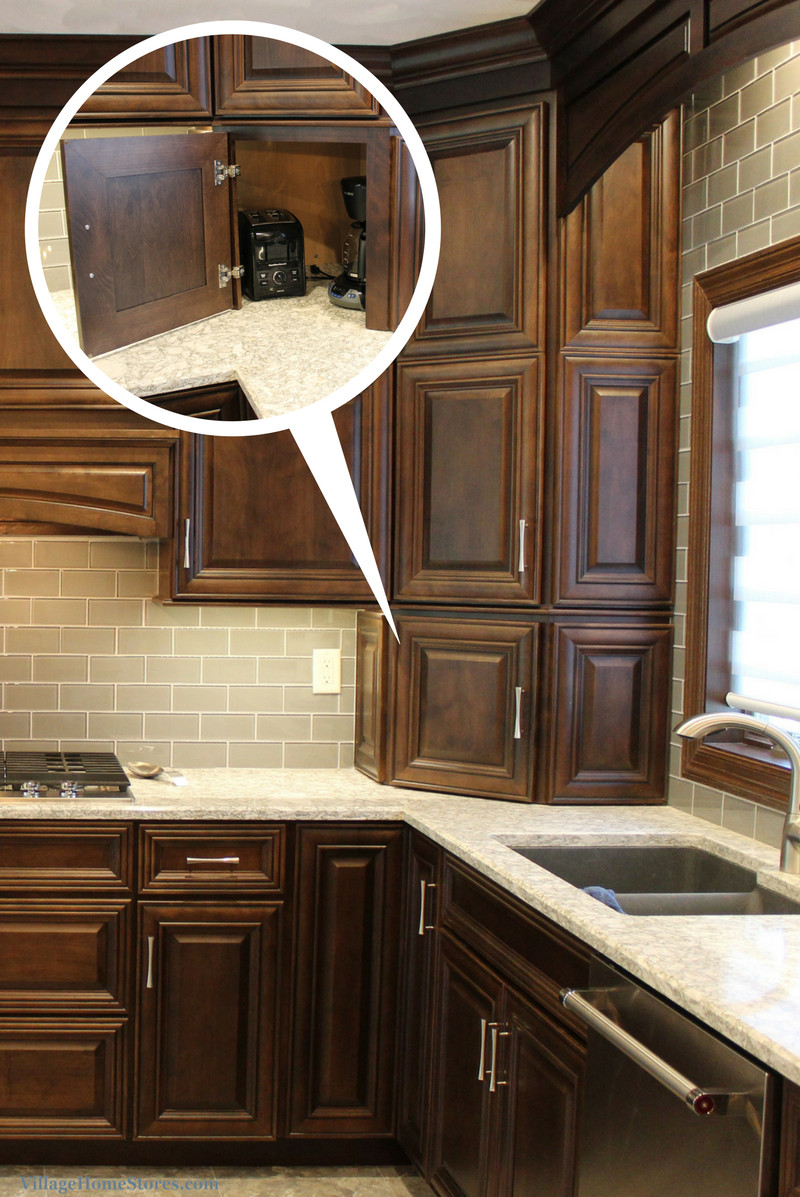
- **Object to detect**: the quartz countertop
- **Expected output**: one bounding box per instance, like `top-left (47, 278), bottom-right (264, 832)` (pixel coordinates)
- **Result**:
top-left (6, 765), bottom-right (800, 1088)
top-left (51, 286), bottom-right (393, 420)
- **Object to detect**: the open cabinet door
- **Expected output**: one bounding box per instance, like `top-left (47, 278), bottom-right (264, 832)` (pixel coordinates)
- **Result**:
top-left (62, 132), bottom-right (237, 356)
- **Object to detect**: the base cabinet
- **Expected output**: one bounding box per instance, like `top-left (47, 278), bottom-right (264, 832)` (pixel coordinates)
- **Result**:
top-left (136, 902), bottom-right (281, 1140)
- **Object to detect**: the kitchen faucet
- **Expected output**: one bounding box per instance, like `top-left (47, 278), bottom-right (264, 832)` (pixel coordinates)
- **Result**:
top-left (676, 712), bottom-right (800, 874)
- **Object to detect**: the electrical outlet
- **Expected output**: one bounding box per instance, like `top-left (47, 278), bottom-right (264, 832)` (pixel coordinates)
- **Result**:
top-left (312, 648), bottom-right (341, 695)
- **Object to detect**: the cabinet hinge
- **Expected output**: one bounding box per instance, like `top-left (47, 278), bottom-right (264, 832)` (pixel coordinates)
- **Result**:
top-left (218, 264), bottom-right (245, 288)
top-left (214, 160), bottom-right (241, 186)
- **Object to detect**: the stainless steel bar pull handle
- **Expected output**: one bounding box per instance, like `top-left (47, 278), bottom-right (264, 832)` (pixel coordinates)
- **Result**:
top-left (514, 687), bottom-right (523, 739)
top-left (518, 520), bottom-right (526, 575)
top-left (146, 936), bottom-right (155, 990)
top-left (562, 989), bottom-right (725, 1117)
top-left (185, 856), bottom-right (240, 865)
top-left (488, 1023), bottom-right (499, 1092)
top-left (477, 1017), bottom-right (488, 1082)
top-left (418, 879), bottom-right (438, 936)
top-left (183, 518), bottom-right (191, 569)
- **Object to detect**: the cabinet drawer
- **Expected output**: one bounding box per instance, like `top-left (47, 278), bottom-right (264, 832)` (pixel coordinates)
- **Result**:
top-left (139, 825), bottom-right (285, 893)
top-left (0, 902), bottom-right (128, 1012)
top-left (0, 1019), bottom-right (126, 1138)
top-left (0, 824), bottom-right (131, 891)
top-left (441, 855), bottom-right (590, 1030)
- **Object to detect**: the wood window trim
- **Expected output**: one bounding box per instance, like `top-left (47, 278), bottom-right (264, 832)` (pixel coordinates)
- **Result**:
top-left (683, 233), bottom-right (800, 811)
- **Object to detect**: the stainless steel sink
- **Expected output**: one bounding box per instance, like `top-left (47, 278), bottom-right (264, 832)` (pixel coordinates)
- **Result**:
top-left (509, 844), bottom-right (800, 916)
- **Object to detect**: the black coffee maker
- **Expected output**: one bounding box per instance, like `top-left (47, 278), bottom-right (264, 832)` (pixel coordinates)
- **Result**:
top-left (329, 176), bottom-right (366, 311)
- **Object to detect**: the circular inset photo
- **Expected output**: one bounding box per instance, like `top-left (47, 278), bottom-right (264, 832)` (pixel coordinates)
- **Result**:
top-left (26, 20), bottom-right (441, 436)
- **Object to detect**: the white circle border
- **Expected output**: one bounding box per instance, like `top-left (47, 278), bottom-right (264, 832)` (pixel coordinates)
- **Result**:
top-left (24, 20), bottom-right (441, 437)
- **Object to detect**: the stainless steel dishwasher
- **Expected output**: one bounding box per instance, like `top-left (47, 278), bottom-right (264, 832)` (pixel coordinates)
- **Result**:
top-left (562, 959), bottom-right (778, 1197)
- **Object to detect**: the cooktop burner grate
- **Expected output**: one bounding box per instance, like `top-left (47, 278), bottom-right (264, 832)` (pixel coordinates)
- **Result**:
top-left (1, 751), bottom-right (131, 793)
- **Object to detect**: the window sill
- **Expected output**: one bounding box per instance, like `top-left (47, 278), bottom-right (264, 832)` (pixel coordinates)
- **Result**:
top-left (681, 737), bottom-right (791, 813)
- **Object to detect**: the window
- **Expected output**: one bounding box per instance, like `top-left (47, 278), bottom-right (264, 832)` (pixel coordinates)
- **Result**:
top-left (684, 235), bottom-right (800, 810)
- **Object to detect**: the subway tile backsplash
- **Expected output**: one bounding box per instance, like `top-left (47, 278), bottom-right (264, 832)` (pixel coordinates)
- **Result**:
top-left (0, 537), bottom-right (357, 769)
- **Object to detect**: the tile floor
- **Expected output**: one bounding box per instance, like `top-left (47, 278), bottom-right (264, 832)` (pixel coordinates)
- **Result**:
top-left (0, 1166), bottom-right (434, 1197)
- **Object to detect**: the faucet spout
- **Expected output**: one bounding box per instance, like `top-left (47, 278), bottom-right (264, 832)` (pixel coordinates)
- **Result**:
top-left (676, 712), bottom-right (800, 874)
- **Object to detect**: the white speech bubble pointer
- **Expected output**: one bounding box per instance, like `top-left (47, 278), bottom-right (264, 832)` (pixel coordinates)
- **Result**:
top-left (290, 407), bottom-right (397, 640)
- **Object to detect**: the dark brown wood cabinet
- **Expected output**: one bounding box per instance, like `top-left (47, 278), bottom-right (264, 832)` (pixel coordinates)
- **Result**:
top-left (214, 36), bottom-right (382, 119)
top-left (390, 611), bottom-right (538, 801)
top-left (136, 901), bottom-right (281, 1139)
top-left (161, 382), bottom-right (389, 604)
top-left (288, 823), bottom-right (403, 1137)
top-left (393, 356), bottom-right (542, 605)
top-left (78, 38), bottom-right (214, 121)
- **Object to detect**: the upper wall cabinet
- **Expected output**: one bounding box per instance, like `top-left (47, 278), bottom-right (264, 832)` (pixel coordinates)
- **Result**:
top-left (394, 355), bottom-right (542, 605)
top-left (78, 39), bottom-right (213, 121)
top-left (560, 112), bottom-right (680, 352)
top-left (214, 36), bottom-right (382, 118)
top-left (408, 103), bottom-right (546, 355)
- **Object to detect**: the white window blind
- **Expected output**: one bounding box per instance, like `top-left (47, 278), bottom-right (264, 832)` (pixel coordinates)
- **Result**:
top-left (730, 316), bottom-right (800, 714)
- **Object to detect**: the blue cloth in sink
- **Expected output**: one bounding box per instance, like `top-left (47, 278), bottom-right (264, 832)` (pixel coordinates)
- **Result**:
top-left (582, 885), bottom-right (625, 912)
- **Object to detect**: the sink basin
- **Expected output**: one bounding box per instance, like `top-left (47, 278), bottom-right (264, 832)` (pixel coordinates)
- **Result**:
top-left (509, 844), bottom-right (800, 916)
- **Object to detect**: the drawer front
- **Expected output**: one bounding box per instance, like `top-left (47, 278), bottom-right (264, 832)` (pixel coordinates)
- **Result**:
top-left (0, 902), bottom-right (128, 1012)
top-left (139, 825), bottom-right (285, 893)
top-left (0, 1019), bottom-right (126, 1137)
top-left (0, 824), bottom-right (131, 891)
top-left (441, 855), bottom-right (590, 1031)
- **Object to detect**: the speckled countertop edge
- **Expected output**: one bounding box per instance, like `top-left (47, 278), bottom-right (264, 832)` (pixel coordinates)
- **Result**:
top-left (6, 765), bottom-right (800, 1086)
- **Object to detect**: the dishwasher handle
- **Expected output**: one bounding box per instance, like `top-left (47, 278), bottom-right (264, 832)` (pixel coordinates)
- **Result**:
top-left (561, 988), bottom-right (738, 1117)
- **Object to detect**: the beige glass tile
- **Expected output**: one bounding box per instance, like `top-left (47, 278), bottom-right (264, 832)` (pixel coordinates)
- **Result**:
top-left (4, 683), bottom-right (59, 710)
top-left (284, 742), bottom-right (340, 768)
top-left (31, 711), bottom-right (85, 739)
top-left (229, 686), bottom-right (283, 713)
top-left (0, 712), bottom-right (32, 738)
top-left (116, 685), bottom-right (173, 712)
top-left (60, 683), bottom-right (115, 711)
top-left (32, 656), bottom-right (87, 683)
top-left (88, 599), bottom-right (143, 627)
top-left (200, 714), bottom-right (256, 740)
top-left (257, 657), bottom-right (311, 684)
top-left (0, 598), bottom-right (32, 624)
top-left (88, 540), bottom-right (149, 569)
top-left (284, 688), bottom-right (339, 714)
top-left (88, 712), bottom-right (144, 739)
top-left (60, 569), bottom-right (117, 597)
top-left (146, 657), bottom-right (201, 684)
top-left (174, 628), bottom-right (230, 656)
top-left (228, 742), bottom-right (284, 767)
top-left (61, 627), bottom-right (116, 655)
top-left (143, 713), bottom-right (200, 740)
top-left (202, 656), bottom-right (257, 684)
top-left (117, 570), bottom-right (159, 599)
top-left (285, 629), bottom-right (341, 656)
top-left (144, 602), bottom-right (200, 627)
top-left (199, 606), bottom-right (257, 628)
top-left (229, 628), bottom-right (285, 656)
top-left (0, 656), bottom-right (32, 682)
top-left (256, 608), bottom-right (312, 628)
top-left (753, 172), bottom-right (790, 220)
top-left (172, 741), bottom-right (228, 768)
top-left (5, 629), bottom-right (57, 657)
top-left (339, 743), bottom-right (355, 768)
top-left (256, 714), bottom-right (312, 741)
top-left (772, 203), bottom-right (800, 240)
top-left (172, 685), bottom-right (228, 713)
top-left (32, 598), bottom-right (87, 625)
top-left (312, 714), bottom-right (355, 741)
top-left (91, 656), bottom-right (146, 683)
top-left (721, 794), bottom-right (757, 838)
top-left (0, 541), bottom-right (33, 568)
top-left (3, 569), bottom-right (59, 596)
top-left (312, 609), bottom-right (358, 629)
top-left (118, 627), bottom-right (172, 655)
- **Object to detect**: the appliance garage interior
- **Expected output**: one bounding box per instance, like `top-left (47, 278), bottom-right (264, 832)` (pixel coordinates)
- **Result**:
top-left (5, 3), bottom-right (800, 1197)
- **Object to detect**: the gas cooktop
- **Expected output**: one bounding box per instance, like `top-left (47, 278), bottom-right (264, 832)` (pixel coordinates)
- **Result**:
top-left (0, 751), bottom-right (132, 799)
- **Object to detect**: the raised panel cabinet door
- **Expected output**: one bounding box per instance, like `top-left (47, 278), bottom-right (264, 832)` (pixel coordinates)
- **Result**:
top-left (397, 832), bottom-right (440, 1172)
top-left (214, 36), bottom-right (381, 117)
top-left (391, 613), bottom-right (537, 801)
top-left (164, 385), bottom-right (390, 603)
top-left (0, 1019), bottom-right (126, 1137)
top-left (136, 903), bottom-right (281, 1139)
top-left (493, 988), bottom-right (584, 1197)
top-left (289, 825), bottom-right (403, 1136)
top-left (394, 357), bottom-right (541, 604)
top-left (555, 356), bottom-right (677, 606)
top-left (411, 103), bottom-right (545, 353)
top-left (62, 132), bottom-right (235, 356)
top-left (78, 38), bottom-right (213, 119)
top-left (560, 112), bottom-right (680, 351)
top-left (428, 932), bottom-right (502, 1197)
top-left (546, 621), bottom-right (672, 803)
